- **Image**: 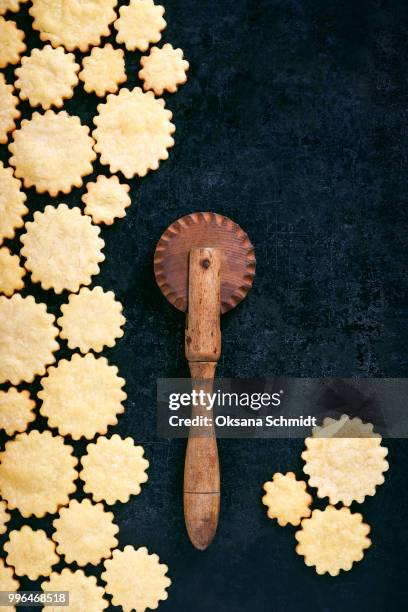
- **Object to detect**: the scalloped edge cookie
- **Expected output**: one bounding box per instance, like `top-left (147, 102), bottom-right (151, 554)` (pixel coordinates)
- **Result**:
top-left (21, 204), bottom-right (105, 293)
top-left (9, 111), bottom-right (96, 196)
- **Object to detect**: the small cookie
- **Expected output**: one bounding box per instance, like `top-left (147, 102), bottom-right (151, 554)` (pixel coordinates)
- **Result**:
top-left (0, 162), bottom-right (27, 243)
top-left (0, 388), bottom-right (35, 435)
top-left (0, 559), bottom-right (19, 612)
top-left (302, 416), bottom-right (389, 506)
top-left (15, 45), bottom-right (80, 110)
top-left (79, 44), bottom-right (126, 97)
top-left (102, 546), bottom-right (171, 612)
top-left (52, 499), bottom-right (118, 566)
top-left (9, 111), bottom-right (96, 196)
top-left (295, 506), bottom-right (371, 576)
top-left (80, 434), bottom-right (149, 504)
top-left (0, 0), bottom-right (28, 15)
top-left (58, 286), bottom-right (125, 352)
top-left (30, 0), bottom-right (118, 52)
top-left (0, 17), bottom-right (25, 68)
top-left (139, 44), bottom-right (189, 95)
top-left (114, 0), bottom-right (166, 51)
top-left (21, 204), bottom-right (105, 293)
top-left (0, 500), bottom-right (10, 535)
top-left (0, 430), bottom-right (77, 517)
top-left (39, 353), bottom-right (126, 440)
top-left (5, 526), bottom-right (59, 580)
top-left (0, 247), bottom-right (25, 295)
top-left (0, 294), bottom-right (59, 385)
top-left (262, 472), bottom-right (312, 527)
top-left (93, 87), bottom-right (175, 178)
top-left (43, 569), bottom-right (107, 612)
top-left (0, 74), bottom-right (20, 144)
top-left (82, 175), bottom-right (131, 225)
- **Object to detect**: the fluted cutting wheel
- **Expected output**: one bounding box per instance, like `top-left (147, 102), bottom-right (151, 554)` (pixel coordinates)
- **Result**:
top-left (154, 212), bottom-right (255, 313)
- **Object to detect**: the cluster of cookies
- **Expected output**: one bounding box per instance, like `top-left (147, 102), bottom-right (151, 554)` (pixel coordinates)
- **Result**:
top-left (262, 415), bottom-right (389, 576)
top-left (0, 0), bottom-right (188, 609)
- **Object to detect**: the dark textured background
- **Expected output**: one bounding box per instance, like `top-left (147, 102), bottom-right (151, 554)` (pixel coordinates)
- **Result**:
top-left (1, 0), bottom-right (408, 610)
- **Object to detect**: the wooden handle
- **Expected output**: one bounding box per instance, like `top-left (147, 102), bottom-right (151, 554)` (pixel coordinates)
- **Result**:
top-left (184, 248), bottom-right (221, 550)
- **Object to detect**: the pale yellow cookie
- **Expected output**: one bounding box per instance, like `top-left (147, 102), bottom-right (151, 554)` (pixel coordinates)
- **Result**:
top-left (93, 87), bottom-right (175, 178)
top-left (5, 526), bottom-right (59, 580)
top-left (262, 472), bottom-right (312, 527)
top-left (82, 175), bottom-right (131, 225)
top-left (0, 162), bottom-right (27, 243)
top-left (102, 546), bottom-right (170, 612)
top-left (58, 286), bottom-right (125, 352)
top-left (52, 499), bottom-right (118, 566)
top-left (39, 353), bottom-right (126, 440)
top-left (43, 569), bottom-right (108, 612)
top-left (9, 111), bottom-right (95, 195)
top-left (295, 506), bottom-right (371, 576)
top-left (302, 416), bottom-right (389, 506)
top-left (0, 559), bottom-right (19, 612)
top-left (21, 204), bottom-right (105, 293)
top-left (15, 45), bottom-right (80, 110)
top-left (0, 0), bottom-right (28, 15)
top-left (0, 17), bottom-right (25, 68)
top-left (0, 500), bottom-right (10, 535)
top-left (30, 0), bottom-right (118, 52)
top-left (0, 247), bottom-right (25, 295)
top-left (312, 413), bottom-right (380, 438)
top-left (139, 44), bottom-right (189, 95)
top-left (80, 434), bottom-right (149, 504)
top-left (0, 294), bottom-right (59, 384)
top-left (115, 0), bottom-right (166, 51)
top-left (0, 430), bottom-right (78, 517)
top-left (0, 388), bottom-right (35, 435)
top-left (0, 74), bottom-right (20, 144)
top-left (79, 44), bottom-right (126, 97)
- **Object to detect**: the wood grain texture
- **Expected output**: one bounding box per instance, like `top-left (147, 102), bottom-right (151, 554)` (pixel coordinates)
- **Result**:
top-left (184, 361), bottom-right (220, 550)
top-left (185, 248), bottom-right (221, 362)
top-left (184, 253), bottom-right (221, 549)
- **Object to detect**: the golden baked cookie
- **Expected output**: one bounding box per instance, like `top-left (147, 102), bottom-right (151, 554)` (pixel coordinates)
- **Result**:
top-left (114, 0), bottom-right (166, 52)
top-left (295, 506), bottom-right (371, 576)
top-left (82, 175), bottom-right (131, 225)
top-left (0, 294), bottom-right (59, 384)
top-left (80, 434), bottom-right (149, 504)
top-left (102, 546), bottom-right (171, 612)
top-left (0, 17), bottom-right (25, 68)
top-left (0, 388), bottom-right (35, 435)
top-left (79, 44), bottom-right (126, 97)
top-left (0, 162), bottom-right (27, 243)
top-left (262, 472), bottom-right (312, 526)
top-left (15, 45), bottom-right (80, 109)
top-left (30, 0), bottom-right (118, 52)
top-left (9, 111), bottom-right (96, 195)
top-left (139, 43), bottom-right (189, 95)
top-left (21, 204), bottom-right (105, 293)
top-left (0, 430), bottom-right (77, 517)
top-left (52, 499), bottom-right (118, 566)
top-left (58, 286), bottom-right (125, 352)
top-left (0, 74), bottom-right (20, 144)
top-left (93, 87), bottom-right (175, 178)
top-left (0, 247), bottom-right (25, 295)
top-left (39, 353), bottom-right (126, 440)
top-left (5, 526), bottom-right (59, 580)
top-left (43, 569), bottom-right (107, 612)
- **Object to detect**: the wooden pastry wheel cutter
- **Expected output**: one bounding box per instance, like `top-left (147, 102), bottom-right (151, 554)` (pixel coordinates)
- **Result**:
top-left (154, 212), bottom-right (255, 550)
